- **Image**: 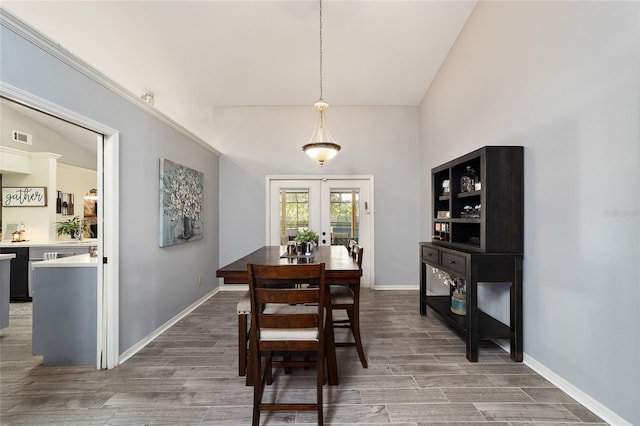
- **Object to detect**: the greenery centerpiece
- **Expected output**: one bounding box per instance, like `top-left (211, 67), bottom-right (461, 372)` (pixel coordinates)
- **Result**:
top-left (294, 228), bottom-right (319, 254)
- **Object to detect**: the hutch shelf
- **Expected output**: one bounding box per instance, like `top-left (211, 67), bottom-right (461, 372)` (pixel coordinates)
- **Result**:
top-left (421, 146), bottom-right (524, 362)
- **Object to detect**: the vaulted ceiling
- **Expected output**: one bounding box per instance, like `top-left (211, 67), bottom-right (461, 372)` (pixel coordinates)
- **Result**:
top-left (3, 1), bottom-right (477, 108)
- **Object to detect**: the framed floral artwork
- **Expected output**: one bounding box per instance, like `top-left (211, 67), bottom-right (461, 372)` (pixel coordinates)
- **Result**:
top-left (159, 158), bottom-right (204, 247)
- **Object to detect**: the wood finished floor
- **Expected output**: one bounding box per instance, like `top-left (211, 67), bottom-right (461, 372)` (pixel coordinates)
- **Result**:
top-left (1, 289), bottom-right (606, 425)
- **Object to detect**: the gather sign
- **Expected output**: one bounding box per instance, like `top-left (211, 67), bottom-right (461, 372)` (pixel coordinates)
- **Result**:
top-left (2, 187), bottom-right (48, 207)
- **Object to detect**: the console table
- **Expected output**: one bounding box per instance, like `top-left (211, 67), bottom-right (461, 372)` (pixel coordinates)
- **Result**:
top-left (420, 242), bottom-right (523, 362)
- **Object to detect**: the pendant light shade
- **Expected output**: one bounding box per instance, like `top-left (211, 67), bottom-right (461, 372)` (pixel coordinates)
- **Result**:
top-left (302, 100), bottom-right (341, 166)
top-left (302, 0), bottom-right (341, 166)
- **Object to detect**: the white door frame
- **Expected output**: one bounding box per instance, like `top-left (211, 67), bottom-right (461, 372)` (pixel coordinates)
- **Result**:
top-left (1, 82), bottom-right (120, 369)
top-left (266, 175), bottom-right (374, 287)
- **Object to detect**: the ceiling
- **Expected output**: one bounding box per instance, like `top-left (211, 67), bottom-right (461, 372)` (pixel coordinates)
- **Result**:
top-left (1, 98), bottom-right (99, 155)
top-left (2, 1), bottom-right (477, 108)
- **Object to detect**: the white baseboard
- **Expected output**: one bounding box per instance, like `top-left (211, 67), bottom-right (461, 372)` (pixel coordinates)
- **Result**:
top-left (118, 288), bottom-right (220, 364)
top-left (493, 339), bottom-right (630, 425)
top-left (373, 285), bottom-right (419, 291)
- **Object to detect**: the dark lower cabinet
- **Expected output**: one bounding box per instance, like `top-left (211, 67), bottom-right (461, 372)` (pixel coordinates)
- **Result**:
top-left (420, 242), bottom-right (523, 362)
top-left (0, 247), bottom-right (30, 302)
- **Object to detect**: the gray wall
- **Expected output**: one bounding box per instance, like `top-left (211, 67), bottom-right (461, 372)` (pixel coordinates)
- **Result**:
top-left (213, 106), bottom-right (421, 287)
top-left (420, 1), bottom-right (639, 423)
top-left (1, 17), bottom-right (220, 354)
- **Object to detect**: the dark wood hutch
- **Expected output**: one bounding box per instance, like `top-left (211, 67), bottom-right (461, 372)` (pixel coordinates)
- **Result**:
top-left (420, 146), bottom-right (524, 362)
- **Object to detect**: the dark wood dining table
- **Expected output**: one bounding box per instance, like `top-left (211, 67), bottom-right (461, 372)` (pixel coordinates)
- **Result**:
top-left (216, 245), bottom-right (362, 385)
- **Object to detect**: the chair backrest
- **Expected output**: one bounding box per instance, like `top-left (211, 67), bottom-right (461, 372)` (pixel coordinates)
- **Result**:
top-left (247, 263), bottom-right (326, 345)
top-left (351, 245), bottom-right (363, 269)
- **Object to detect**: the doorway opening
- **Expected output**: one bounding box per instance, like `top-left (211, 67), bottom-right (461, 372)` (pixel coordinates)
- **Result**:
top-left (0, 88), bottom-right (119, 369)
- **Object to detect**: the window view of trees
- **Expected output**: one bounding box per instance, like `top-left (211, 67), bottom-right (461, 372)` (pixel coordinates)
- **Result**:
top-left (278, 188), bottom-right (360, 246)
top-left (330, 190), bottom-right (359, 245)
top-left (279, 190), bottom-right (309, 244)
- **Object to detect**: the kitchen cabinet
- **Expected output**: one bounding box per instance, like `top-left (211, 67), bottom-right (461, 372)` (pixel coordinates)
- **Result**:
top-left (1, 254), bottom-right (16, 328)
top-left (28, 245), bottom-right (91, 298)
top-left (0, 247), bottom-right (29, 301)
top-left (32, 254), bottom-right (97, 366)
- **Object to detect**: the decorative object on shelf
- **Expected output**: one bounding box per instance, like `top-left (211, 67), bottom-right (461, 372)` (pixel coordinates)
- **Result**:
top-left (460, 166), bottom-right (478, 192)
top-left (10, 223), bottom-right (27, 242)
top-left (451, 292), bottom-right (466, 316)
top-left (433, 222), bottom-right (450, 241)
top-left (302, 0), bottom-right (341, 166)
top-left (442, 179), bottom-right (450, 194)
top-left (55, 216), bottom-right (89, 239)
top-left (67, 193), bottom-right (74, 215)
top-left (159, 158), bottom-right (204, 247)
top-left (461, 204), bottom-right (481, 218)
top-left (432, 267), bottom-right (466, 316)
top-left (436, 210), bottom-right (450, 219)
top-left (294, 228), bottom-right (319, 255)
top-left (56, 191), bottom-right (62, 213)
top-left (2, 186), bottom-right (47, 207)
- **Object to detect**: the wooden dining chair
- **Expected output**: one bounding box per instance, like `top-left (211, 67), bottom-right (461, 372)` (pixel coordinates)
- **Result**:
top-left (237, 291), bottom-right (251, 377)
top-left (247, 263), bottom-right (326, 426)
top-left (329, 244), bottom-right (367, 368)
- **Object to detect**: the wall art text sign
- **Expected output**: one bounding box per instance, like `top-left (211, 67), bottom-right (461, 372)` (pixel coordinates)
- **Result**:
top-left (2, 187), bottom-right (48, 207)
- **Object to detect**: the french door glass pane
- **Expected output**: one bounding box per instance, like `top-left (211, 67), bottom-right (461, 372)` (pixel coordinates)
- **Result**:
top-left (330, 189), bottom-right (359, 246)
top-left (279, 189), bottom-right (309, 245)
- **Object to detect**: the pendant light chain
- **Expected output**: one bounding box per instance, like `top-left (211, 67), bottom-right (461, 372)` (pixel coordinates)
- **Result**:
top-left (319, 0), bottom-right (323, 101)
top-left (302, 0), bottom-right (341, 165)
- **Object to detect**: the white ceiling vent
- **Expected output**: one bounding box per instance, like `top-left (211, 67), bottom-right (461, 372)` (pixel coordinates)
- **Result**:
top-left (12, 130), bottom-right (32, 145)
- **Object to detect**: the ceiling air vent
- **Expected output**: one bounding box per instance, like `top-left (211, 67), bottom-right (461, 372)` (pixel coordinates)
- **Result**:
top-left (12, 130), bottom-right (32, 145)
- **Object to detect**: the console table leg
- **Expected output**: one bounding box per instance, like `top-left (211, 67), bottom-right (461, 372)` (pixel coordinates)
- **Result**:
top-left (466, 278), bottom-right (479, 362)
top-left (510, 257), bottom-right (524, 361)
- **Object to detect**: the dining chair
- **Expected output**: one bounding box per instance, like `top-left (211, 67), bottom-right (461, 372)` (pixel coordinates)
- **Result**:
top-left (237, 291), bottom-right (251, 377)
top-left (237, 280), bottom-right (310, 380)
top-left (247, 263), bottom-right (326, 426)
top-left (329, 244), bottom-right (367, 368)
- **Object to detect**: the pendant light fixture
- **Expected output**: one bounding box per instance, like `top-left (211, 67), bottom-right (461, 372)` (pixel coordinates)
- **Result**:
top-left (302, 0), bottom-right (341, 166)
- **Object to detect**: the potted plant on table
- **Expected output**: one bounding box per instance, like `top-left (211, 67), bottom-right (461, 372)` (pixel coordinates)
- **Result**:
top-left (294, 228), bottom-right (319, 255)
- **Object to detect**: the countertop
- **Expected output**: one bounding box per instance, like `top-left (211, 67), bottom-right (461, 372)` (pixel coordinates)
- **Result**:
top-left (31, 253), bottom-right (98, 268)
top-left (0, 239), bottom-right (98, 248)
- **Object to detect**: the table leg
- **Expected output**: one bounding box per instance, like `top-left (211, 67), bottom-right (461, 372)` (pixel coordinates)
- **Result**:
top-left (510, 257), bottom-right (523, 362)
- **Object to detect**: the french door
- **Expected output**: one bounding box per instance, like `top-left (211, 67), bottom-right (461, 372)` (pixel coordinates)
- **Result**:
top-left (267, 176), bottom-right (374, 287)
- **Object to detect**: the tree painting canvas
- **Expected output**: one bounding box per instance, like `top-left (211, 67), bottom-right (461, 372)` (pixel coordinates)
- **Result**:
top-left (159, 158), bottom-right (204, 247)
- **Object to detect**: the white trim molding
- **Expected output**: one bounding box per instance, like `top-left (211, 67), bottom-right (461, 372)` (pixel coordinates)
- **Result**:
top-left (493, 339), bottom-right (632, 425)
